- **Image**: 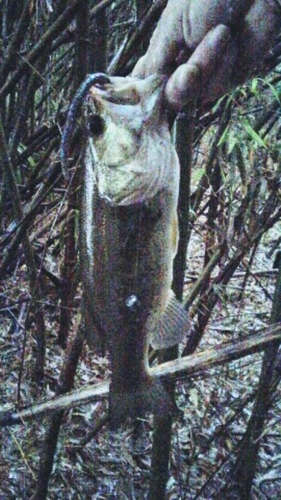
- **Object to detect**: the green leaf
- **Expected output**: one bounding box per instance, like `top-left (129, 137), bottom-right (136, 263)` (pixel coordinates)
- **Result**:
top-left (265, 81), bottom-right (281, 104)
top-left (227, 135), bottom-right (238, 155)
top-left (217, 124), bottom-right (230, 147)
top-left (242, 120), bottom-right (267, 148)
top-left (251, 78), bottom-right (259, 96)
top-left (192, 167), bottom-right (205, 183)
top-left (212, 94), bottom-right (228, 113)
top-left (253, 77), bottom-right (281, 104)
top-left (28, 156), bottom-right (36, 168)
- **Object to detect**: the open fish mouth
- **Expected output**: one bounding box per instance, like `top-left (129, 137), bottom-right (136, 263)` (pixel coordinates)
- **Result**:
top-left (80, 73), bottom-right (175, 207)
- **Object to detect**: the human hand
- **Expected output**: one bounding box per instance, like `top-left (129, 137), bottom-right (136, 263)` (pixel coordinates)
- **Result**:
top-left (132, 0), bottom-right (281, 111)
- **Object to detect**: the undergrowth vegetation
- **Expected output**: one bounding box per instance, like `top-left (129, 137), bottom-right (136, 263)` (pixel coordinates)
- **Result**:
top-left (0, 1), bottom-right (281, 499)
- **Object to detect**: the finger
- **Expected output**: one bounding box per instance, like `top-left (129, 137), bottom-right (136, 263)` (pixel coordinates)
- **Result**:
top-left (165, 24), bottom-right (236, 112)
top-left (132, 1), bottom-right (184, 78)
top-left (133, 0), bottom-right (255, 79)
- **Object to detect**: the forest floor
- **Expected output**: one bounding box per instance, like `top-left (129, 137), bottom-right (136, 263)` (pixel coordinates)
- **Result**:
top-left (1, 223), bottom-right (281, 500)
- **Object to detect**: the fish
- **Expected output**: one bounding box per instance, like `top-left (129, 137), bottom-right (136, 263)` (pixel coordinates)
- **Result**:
top-left (62, 73), bottom-right (190, 426)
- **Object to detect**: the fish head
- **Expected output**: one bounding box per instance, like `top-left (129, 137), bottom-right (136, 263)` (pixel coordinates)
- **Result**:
top-left (82, 74), bottom-right (177, 205)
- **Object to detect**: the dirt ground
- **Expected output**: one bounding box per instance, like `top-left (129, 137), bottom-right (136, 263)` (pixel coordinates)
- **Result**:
top-left (1, 223), bottom-right (281, 500)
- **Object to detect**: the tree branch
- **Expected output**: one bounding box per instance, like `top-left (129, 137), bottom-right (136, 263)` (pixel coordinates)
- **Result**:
top-left (1, 324), bottom-right (281, 427)
top-left (0, 0), bottom-right (81, 99)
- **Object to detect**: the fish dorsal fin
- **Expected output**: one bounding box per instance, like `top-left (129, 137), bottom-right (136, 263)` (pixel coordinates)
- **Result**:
top-left (150, 290), bottom-right (190, 350)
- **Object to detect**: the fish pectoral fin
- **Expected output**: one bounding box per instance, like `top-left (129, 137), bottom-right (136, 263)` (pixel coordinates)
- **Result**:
top-left (150, 290), bottom-right (190, 349)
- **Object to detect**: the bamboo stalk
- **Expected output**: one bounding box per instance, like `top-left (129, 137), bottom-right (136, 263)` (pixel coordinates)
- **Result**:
top-left (0, 117), bottom-right (46, 382)
top-left (0, 0), bottom-right (82, 99)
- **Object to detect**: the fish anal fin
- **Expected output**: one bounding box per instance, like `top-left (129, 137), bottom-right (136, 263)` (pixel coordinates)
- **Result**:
top-left (150, 290), bottom-right (190, 350)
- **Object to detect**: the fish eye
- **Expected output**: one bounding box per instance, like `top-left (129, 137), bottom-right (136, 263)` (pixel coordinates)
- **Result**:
top-left (87, 114), bottom-right (105, 136)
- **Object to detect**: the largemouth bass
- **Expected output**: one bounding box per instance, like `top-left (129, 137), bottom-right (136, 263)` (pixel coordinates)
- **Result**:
top-left (62, 73), bottom-right (190, 426)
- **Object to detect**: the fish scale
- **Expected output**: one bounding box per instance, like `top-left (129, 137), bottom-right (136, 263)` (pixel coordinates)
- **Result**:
top-left (63, 73), bottom-right (190, 426)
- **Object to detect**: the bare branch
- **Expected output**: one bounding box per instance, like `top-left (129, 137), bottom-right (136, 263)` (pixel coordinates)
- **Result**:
top-left (1, 324), bottom-right (281, 427)
top-left (0, 0), bottom-right (82, 99)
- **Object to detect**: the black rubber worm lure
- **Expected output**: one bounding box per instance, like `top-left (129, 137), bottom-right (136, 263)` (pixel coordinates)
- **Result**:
top-left (60, 73), bottom-right (111, 178)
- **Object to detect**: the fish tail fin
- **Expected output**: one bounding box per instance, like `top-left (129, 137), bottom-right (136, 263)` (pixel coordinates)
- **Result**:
top-left (109, 377), bottom-right (177, 428)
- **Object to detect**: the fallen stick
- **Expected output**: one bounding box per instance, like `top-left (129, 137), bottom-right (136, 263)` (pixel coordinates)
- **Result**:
top-left (1, 324), bottom-right (280, 427)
